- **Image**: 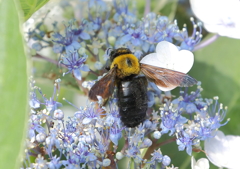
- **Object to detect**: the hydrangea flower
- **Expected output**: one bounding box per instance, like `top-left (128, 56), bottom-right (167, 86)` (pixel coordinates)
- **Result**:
top-left (204, 130), bottom-right (240, 169)
top-left (160, 103), bottom-right (188, 136)
top-left (191, 156), bottom-right (209, 169)
top-left (25, 76), bottom-right (229, 168)
top-left (172, 84), bottom-right (202, 114)
top-left (22, 0), bottom-right (232, 168)
top-left (60, 51), bottom-right (90, 80)
top-left (29, 78), bottom-right (62, 114)
top-left (53, 23), bottom-right (81, 54)
top-left (109, 122), bottom-right (124, 145)
top-left (190, 0), bottom-right (240, 39)
top-left (177, 18), bottom-right (202, 51)
top-left (176, 130), bottom-right (196, 155)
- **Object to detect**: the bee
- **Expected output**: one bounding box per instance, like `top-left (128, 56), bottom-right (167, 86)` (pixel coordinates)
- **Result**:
top-left (89, 43), bottom-right (197, 127)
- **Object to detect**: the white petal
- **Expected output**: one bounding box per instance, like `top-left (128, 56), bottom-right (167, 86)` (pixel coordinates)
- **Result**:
top-left (140, 53), bottom-right (163, 67)
top-left (224, 135), bottom-right (240, 169)
top-left (174, 50), bottom-right (194, 73)
top-left (141, 41), bottom-right (194, 91)
top-left (155, 41), bottom-right (178, 68)
top-left (190, 0), bottom-right (240, 39)
top-left (196, 158), bottom-right (209, 169)
top-left (141, 41), bottom-right (194, 73)
top-left (191, 156), bottom-right (197, 169)
top-left (204, 131), bottom-right (240, 168)
top-left (204, 24), bottom-right (240, 39)
top-left (190, 0), bottom-right (223, 23)
top-left (157, 86), bottom-right (177, 92)
top-left (191, 157), bottom-right (210, 169)
top-left (204, 131), bottom-right (228, 167)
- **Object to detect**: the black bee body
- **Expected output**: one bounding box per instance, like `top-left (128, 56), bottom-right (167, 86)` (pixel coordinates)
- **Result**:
top-left (89, 47), bottom-right (197, 128)
top-left (117, 75), bottom-right (148, 127)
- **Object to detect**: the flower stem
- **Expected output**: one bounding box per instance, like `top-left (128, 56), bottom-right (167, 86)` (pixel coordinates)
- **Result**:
top-left (90, 69), bottom-right (100, 76)
top-left (86, 46), bottom-right (99, 61)
top-left (104, 142), bottom-right (117, 169)
top-left (121, 138), bottom-right (129, 154)
top-left (33, 53), bottom-right (66, 68)
top-left (144, 0), bottom-right (151, 16)
top-left (193, 34), bottom-right (219, 51)
top-left (155, 136), bottom-right (176, 147)
top-left (74, 77), bottom-right (90, 95)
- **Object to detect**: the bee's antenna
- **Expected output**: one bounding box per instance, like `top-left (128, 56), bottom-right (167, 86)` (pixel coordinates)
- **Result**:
top-left (106, 48), bottom-right (113, 56)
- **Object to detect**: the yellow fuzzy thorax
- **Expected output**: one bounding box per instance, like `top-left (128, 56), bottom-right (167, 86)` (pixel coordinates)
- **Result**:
top-left (110, 54), bottom-right (140, 78)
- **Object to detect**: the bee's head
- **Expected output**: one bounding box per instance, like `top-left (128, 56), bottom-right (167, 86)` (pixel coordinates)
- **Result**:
top-left (109, 48), bottom-right (132, 62)
top-left (109, 48), bottom-right (140, 78)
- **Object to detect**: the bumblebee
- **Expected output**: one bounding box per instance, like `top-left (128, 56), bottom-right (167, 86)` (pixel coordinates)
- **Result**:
top-left (89, 47), bottom-right (197, 127)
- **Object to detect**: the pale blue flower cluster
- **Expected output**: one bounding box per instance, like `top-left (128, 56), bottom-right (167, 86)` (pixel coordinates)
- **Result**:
top-left (24, 0), bottom-right (228, 168)
top-left (29, 0), bottom-right (202, 81)
top-left (25, 79), bottom-right (228, 168)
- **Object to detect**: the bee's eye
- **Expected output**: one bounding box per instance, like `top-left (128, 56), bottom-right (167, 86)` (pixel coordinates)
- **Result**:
top-left (126, 58), bottom-right (132, 66)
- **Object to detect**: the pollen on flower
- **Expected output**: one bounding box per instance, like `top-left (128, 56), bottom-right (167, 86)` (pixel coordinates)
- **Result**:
top-left (174, 19), bottom-right (177, 25)
top-left (159, 107), bottom-right (164, 111)
top-left (220, 103), bottom-right (223, 109)
top-left (190, 91), bottom-right (196, 95)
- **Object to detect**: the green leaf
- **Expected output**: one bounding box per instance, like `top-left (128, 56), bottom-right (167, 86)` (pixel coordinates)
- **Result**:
top-left (190, 35), bottom-right (240, 135)
top-left (19, 0), bottom-right (49, 21)
top-left (0, 0), bottom-right (28, 168)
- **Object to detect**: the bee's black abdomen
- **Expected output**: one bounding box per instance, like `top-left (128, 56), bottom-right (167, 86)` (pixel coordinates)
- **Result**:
top-left (117, 76), bottom-right (148, 127)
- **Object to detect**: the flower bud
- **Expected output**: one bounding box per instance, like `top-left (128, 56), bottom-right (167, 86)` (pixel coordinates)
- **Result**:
top-left (102, 158), bottom-right (111, 167)
top-left (32, 42), bottom-right (42, 51)
top-left (53, 109), bottom-right (64, 120)
top-left (153, 131), bottom-right (161, 139)
top-left (116, 152), bottom-right (124, 160)
top-left (162, 155), bottom-right (171, 166)
top-left (36, 133), bottom-right (46, 143)
top-left (139, 138), bottom-right (152, 148)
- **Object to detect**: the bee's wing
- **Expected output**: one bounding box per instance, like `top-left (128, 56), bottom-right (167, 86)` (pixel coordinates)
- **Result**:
top-left (140, 63), bottom-right (197, 91)
top-left (88, 67), bottom-right (117, 101)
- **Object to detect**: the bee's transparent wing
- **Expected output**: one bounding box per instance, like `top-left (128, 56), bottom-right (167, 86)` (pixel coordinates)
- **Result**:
top-left (88, 67), bottom-right (117, 101)
top-left (141, 63), bottom-right (197, 91)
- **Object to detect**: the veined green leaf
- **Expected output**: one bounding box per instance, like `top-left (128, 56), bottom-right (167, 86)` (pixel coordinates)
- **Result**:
top-left (19, 0), bottom-right (49, 20)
